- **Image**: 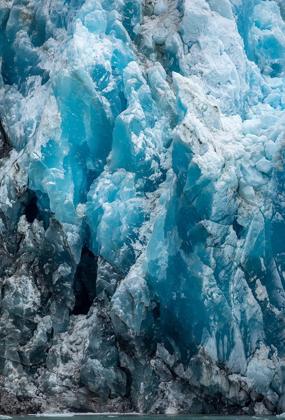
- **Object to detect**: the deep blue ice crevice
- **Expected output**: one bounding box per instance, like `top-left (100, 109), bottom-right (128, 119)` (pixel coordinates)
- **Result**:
top-left (236, 0), bottom-right (285, 77)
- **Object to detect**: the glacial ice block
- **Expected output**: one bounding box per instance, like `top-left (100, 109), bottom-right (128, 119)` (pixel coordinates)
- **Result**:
top-left (0, 0), bottom-right (285, 415)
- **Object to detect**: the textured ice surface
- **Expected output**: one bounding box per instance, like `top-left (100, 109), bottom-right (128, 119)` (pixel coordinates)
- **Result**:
top-left (0, 0), bottom-right (285, 415)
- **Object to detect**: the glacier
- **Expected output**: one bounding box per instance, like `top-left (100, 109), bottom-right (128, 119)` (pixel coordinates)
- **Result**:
top-left (0, 0), bottom-right (285, 415)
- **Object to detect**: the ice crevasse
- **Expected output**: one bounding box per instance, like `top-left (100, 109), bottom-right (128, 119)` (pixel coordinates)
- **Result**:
top-left (0, 0), bottom-right (285, 415)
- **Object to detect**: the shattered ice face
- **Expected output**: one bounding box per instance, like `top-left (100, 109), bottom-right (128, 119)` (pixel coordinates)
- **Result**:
top-left (0, 0), bottom-right (285, 415)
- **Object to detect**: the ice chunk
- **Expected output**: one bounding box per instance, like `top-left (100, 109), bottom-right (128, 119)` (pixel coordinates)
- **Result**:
top-left (265, 140), bottom-right (277, 160)
top-left (256, 157), bottom-right (272, 174)
top-left (239, 179), bottom-right (256, 203)
top-left (153, 28), bottom-right (168, 45)
top-left (179, 0), bottom-right (210, 44)
top-left (207, 0), bottom-right (233, 19)
top-left (242, 119), bottom-right (262, 136)
top-left (153, 0), bottom-right (168, 16)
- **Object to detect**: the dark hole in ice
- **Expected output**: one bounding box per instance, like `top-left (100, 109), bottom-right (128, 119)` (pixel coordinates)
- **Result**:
top-left (120, 366), bottom-right (132, 398)
top-left (0, 119), bottom-right (12, 159)
top-left (271, 63), bottom-right (282, 78)
top-left (233, 219), bottom-right (243, 239)
top-left (72, 282), bottom-right (93, 315)
top-left (119, 91), bottom-right (127, 111)
top-left (25, 195), bottom-right (39, 223)
top-left (41, 70), bottom-right (50, 85)
top-left (152, 300), bottom-right (161, 321)
top-left (72, 247), bottom-right (98, 315)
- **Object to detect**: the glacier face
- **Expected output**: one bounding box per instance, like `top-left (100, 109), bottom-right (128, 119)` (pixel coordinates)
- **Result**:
top-left (0, 0), bottom-right (285, 414)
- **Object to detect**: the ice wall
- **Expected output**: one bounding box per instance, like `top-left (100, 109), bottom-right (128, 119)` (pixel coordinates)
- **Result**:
top-left (0, 0), bottom-right (285, 415)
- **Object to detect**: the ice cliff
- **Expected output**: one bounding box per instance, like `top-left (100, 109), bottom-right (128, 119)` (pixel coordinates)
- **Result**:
top-left (0, 0), bottom-right (285, 415)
